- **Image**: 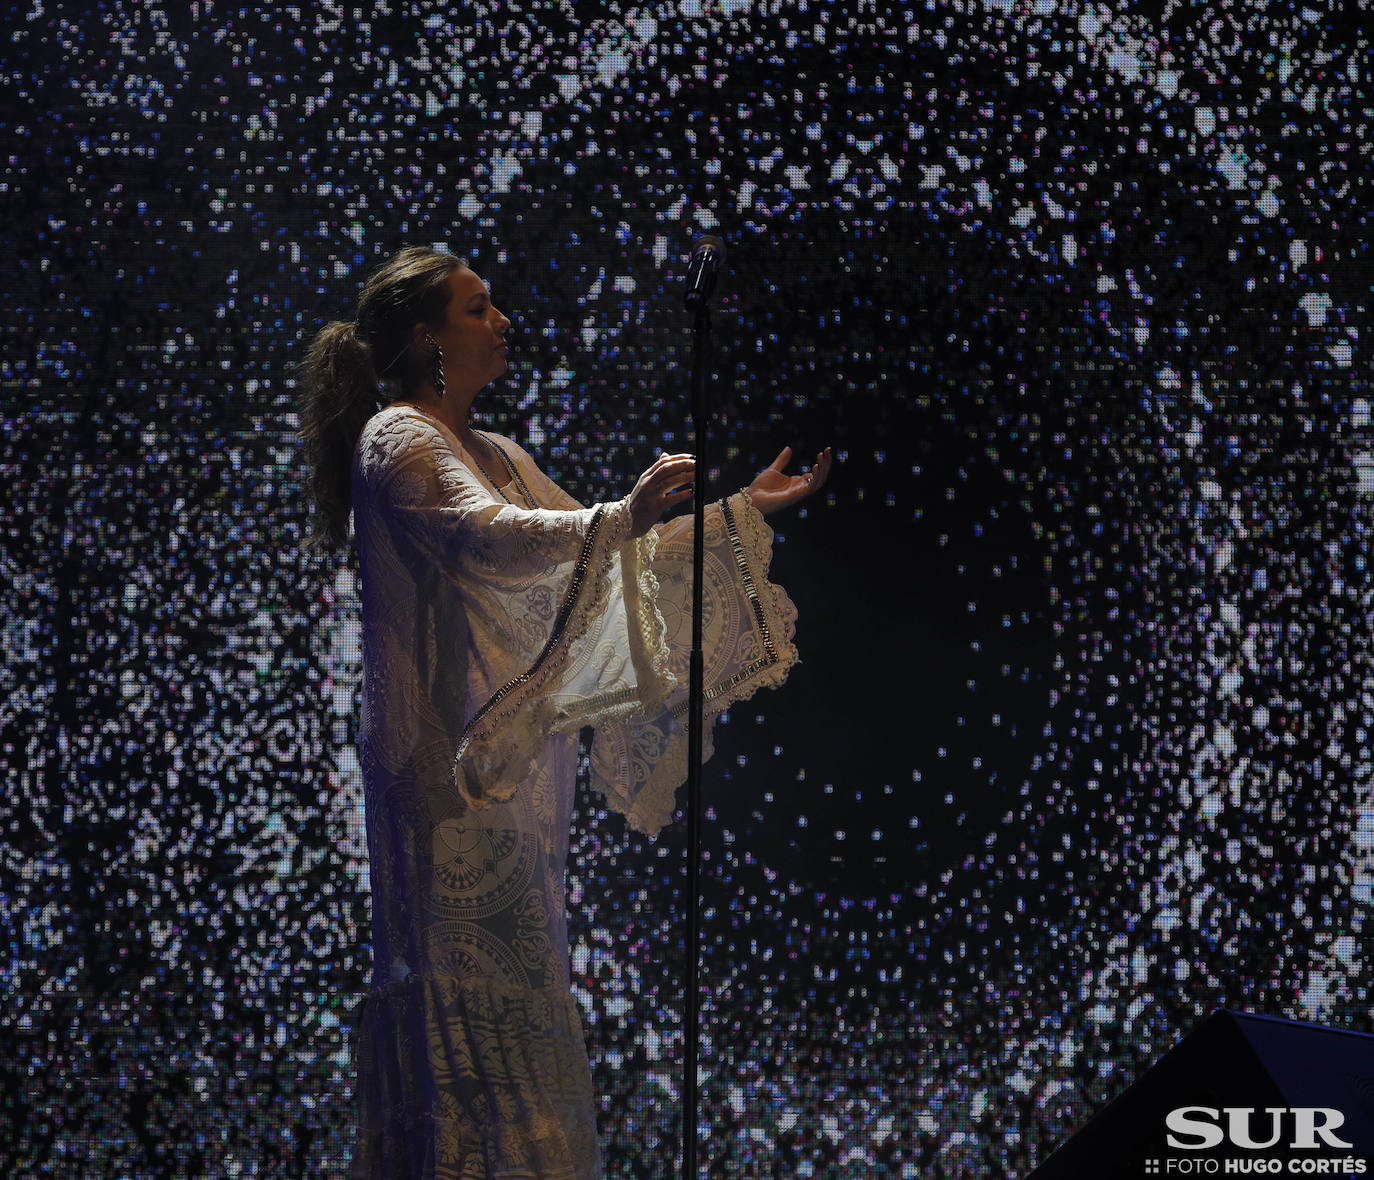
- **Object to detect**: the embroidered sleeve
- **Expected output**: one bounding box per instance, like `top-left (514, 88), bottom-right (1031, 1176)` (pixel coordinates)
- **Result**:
top-left (355, 409), bottom-right (800, 829)
top-left (587, 492), bottom-right (799, 836)
top-left (358, 413), bottom-right (617, 593)
top-left (356, 409), bottom-right (656, 809)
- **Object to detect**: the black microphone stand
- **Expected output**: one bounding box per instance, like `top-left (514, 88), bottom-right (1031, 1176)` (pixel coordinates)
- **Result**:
top-left (682, 295), bottom-right (710, 1180)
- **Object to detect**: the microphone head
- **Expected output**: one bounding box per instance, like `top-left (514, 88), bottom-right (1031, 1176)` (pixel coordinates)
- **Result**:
top-left (684, 234), bottom-right (727, 311)
top-left (692, 234), bottom-right (726, 260)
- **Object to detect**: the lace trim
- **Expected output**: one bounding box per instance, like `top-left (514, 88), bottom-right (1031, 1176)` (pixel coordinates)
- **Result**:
top-left (479, 431), bottom-right (541, 509)
top-left (453, 503), bottom-right (620, 801)
top-left (604, 492), bottom-right (799, 836)
top-left (626, 525), bottom-right (674, 713)
top-left (670, 493), bottom-right (780, 718)
top-left (563, 525), bottom-right (676, 735)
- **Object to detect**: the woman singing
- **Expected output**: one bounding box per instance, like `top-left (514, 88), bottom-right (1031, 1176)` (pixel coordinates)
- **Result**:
top-left (300, 246), bottom-right (830, 1179)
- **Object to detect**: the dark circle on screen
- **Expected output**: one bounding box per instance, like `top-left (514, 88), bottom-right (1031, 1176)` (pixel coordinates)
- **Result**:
top-left (707, 396), bottom-right (1076, 892)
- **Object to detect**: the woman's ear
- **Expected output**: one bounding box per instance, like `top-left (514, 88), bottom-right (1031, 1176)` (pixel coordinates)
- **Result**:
top-left (411, 321), bottom-right (435, 357)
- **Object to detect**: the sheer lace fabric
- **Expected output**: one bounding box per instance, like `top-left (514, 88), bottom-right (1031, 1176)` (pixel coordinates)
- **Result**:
top-left (349, 404), bottom-right (798, 1178)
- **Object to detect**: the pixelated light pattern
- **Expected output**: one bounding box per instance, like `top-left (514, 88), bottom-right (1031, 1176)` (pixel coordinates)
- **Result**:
top-left (1, 1), bottom-right (1371, 1176)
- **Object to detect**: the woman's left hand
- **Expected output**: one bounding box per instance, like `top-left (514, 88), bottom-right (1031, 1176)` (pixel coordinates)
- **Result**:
top-left (746, 445), bottom-right (833, 516)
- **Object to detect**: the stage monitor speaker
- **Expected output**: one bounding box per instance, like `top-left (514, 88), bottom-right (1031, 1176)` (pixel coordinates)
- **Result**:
top-left (1027, 1010), bottom-right (1374, 1178)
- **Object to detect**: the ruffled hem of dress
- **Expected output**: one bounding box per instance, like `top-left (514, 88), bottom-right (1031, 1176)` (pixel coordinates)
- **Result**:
top-left (351, 971), bottom-right (600, 1180)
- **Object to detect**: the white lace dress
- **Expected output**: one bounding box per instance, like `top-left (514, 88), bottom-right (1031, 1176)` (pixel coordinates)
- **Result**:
top-left (348, 403), bottom-right (798, 1180)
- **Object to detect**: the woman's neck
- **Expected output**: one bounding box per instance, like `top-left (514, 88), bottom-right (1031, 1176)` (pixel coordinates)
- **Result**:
top-left (399, 384), bottom-right (478, 446)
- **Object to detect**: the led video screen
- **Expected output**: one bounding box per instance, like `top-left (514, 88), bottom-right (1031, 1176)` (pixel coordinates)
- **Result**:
top-left (2, 2), bottom-right (1371, 1176)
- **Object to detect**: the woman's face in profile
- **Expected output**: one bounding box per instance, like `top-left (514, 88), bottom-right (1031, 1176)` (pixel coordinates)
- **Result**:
top-left (430, 266), bottom-right (511, 395)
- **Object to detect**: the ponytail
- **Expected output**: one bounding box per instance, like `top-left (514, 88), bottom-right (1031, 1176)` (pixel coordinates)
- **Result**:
top-left (299, 247), bottom-right (464, 550)
top-left (300, 320), bottom-right (378, 550)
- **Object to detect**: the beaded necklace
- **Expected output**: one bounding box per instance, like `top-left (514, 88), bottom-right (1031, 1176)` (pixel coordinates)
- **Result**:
top-left (395, 402), bottom-right (539, 509)
top-left (470, 431), bottom-right (539, 509)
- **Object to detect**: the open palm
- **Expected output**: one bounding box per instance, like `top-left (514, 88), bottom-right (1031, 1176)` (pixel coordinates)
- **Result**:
top-left (746, 445), bottom-right (833, 516)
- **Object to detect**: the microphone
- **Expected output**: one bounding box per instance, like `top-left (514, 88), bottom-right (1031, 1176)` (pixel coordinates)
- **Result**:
top-left (682, 235), bottom-right (726, 311)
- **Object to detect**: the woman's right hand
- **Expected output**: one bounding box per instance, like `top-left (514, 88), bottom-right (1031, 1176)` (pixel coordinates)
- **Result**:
top-left (627, 453), bottom-right (696, 537)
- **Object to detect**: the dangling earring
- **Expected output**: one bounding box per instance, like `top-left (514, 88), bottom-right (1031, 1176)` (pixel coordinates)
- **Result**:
top-left (423, 331), bottom-right (445, 398)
